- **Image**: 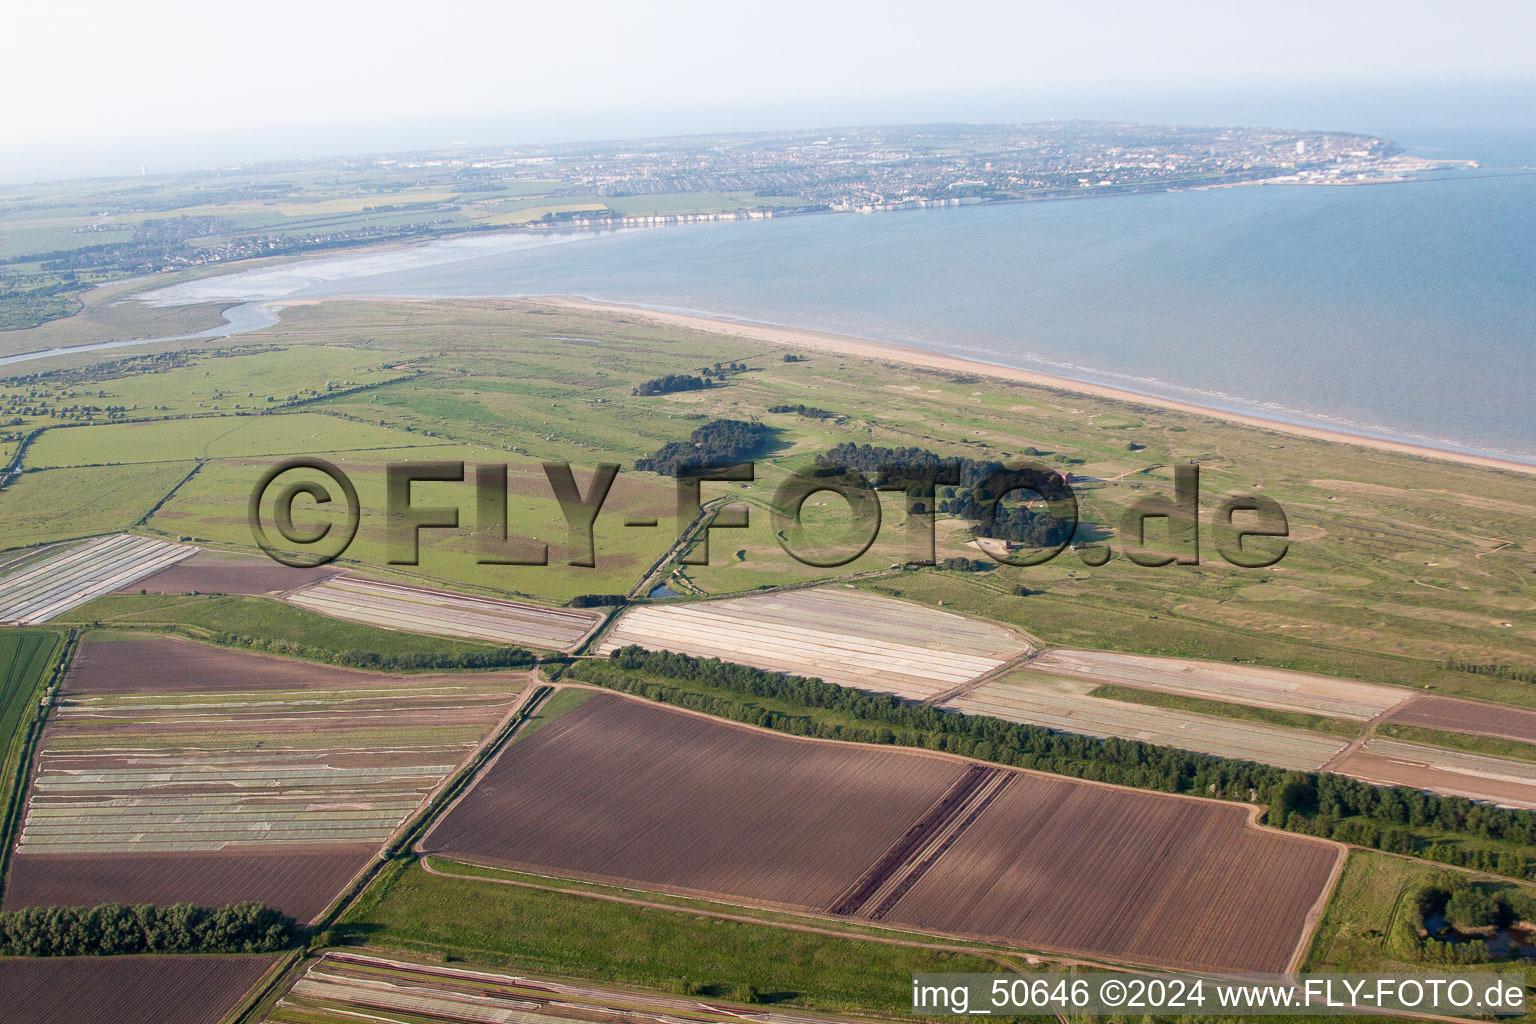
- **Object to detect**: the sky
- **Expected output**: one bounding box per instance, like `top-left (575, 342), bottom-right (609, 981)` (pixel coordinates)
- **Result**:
top-left (3, 0), bottom-right (1534, 181)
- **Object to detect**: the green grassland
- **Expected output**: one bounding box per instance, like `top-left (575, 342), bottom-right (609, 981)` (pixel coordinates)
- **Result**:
top-left (2, 296), bottom-right (1533, 710)
top-left (0, 461), bottom-right (194, 548)
top-left (58, 600), bottom-right (509, 665)
top-left (337, 858), bottom-right (1014, 1017)
top-left (24, 412), bottom-right (436, 467)
top-left (1305, 849), bottom-right (1536, 1022)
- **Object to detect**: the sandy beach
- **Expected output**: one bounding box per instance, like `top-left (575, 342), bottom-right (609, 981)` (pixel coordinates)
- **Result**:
top-left (534, 295), bottom-right (1536, 477)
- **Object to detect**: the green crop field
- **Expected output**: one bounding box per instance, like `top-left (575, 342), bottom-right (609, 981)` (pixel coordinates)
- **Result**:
top-left (0, 630), bottom-right (58, 767)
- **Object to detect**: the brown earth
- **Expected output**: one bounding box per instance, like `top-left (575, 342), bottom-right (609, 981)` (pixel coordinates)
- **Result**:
top-left (424, 691), bottom-right (1340, 972)
top-left (879, 772), bottom-right (1340, 972)
top-left (1385, 694), bottom-right (1536, 745)
top-left (64, 632), bottom-right (524, 695)
top-left (421, 692), bottom-right (968, 909)
top-left (0, 954), bottom-right (278, 1024)
top-left (3, 845), bottom-right (375, 923)
top-left (119, 550), bottom-right (340, 595)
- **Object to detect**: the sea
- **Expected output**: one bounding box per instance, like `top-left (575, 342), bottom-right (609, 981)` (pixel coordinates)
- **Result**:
top-left (128, 125), bottom-right (1536, 464)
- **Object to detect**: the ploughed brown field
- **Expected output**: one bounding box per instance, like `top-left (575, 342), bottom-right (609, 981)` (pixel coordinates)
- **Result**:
top-left (65, 633), bottom-right (388, 694)
top-left (1385, 694), bottom-right (1536, 745)
top-left (3, 845), bottom-right (373, 922)
top-left (422, 692), bottom-right (966, 908)
top-left (5, 633), bottom-right (522, 921)
top-left (120, 549), bottom-right (340, 596)
top-left (424, 691), bottom-right (1341, 972)
top-left (0, 954), bottom-right (277, 1024)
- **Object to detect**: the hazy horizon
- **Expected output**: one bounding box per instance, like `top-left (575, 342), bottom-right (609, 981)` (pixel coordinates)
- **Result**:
top-left (5, 0), bottom-right (1535, 184)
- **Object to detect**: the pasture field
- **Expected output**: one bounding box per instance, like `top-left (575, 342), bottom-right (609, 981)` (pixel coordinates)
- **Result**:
top-left (146, 445), bottom-right (680, 602)
top-left (288, 575), bottom-right (603, 651)
top-left (0, 463), bottom-right (195, 549)
top-left (596, 587), bottom-right (1030, 700)
top-left (0, 534), bottom-right (195, 623)
top-left (1304, 848), bottom-right (1536, 1013)
top-left (3, 632), bottom-right (526, 920)
top-left (944, 673), bottom-right (1351, 770)
top-left (0, 954), bottom-right (280, 1024)
top-left (25, 412), bottom-right (432, 468)
top-left (422, 689), bottom-right (1341, 972)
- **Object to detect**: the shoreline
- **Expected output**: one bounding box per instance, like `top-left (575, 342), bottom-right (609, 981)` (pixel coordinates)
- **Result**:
top-left (533, 295), bottom-right (1536, 477)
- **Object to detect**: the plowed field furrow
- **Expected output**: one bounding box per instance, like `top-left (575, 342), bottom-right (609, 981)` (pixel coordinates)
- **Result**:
top-left (287, 575), bottom-right (602, 651)
top-left (596, 588), bottom-right (1029, 699)
top-left (425, 691), bottom-right (1340, 973)
top-left (1383, 694), bottom-right (1536, 745)
top-left (0, 534), bottom-right (198, 624)
top-left (1028, 649), bottom-right (1408, 720)
top-left (946, 680), bottom-right (1348, 770)
top-left (827, 765), bottom-right (998, 915)
top-left (0, 954), bottom-right (278, 1024)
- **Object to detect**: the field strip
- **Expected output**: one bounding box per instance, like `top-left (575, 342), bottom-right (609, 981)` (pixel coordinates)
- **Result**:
top-left (1334, 738), bottom-right (1536, 810)
top-left (1028, 649), bottom-right (1409, 720)
top-left (944, 678), bottom-right (1350, 770)
top-left (288, 575), bottom-right (603, 650)
top-left (1382, 693), bottom-right (1536, 744)
top-left (0, 534), bottom-right (197, 624)
top-left (596, 587), bottom-right (1030, 700)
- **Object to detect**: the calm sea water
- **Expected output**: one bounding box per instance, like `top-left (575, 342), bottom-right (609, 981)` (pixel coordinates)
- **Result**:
top-left (143, 156), bottom-right (1536, 463)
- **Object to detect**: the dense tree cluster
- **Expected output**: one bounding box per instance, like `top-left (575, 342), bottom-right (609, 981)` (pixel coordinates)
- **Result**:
top-left (632, 374), bottom-right (714, 397)
top-left (767, 404), bottom-right (836, 418)
top-left (634, 419), bottom-right (772, 477)
top-left (1442, 659), bottom-right (1536, 685)
top-left (0, 902), bottom-right (297, 957)
top-left (936, 557), bottom-right (992, 572)
top-left (207, 631), bottom-right (535, 670)
top-left (815, 442), bottom-right (1075, 547)
top-left (567, 594), bottom-right (628, 608)
top-left (581, 647), bottom-right (1536, 880)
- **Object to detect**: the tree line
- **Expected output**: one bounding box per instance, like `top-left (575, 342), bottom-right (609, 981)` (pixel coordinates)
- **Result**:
top-left (0, 901), bottom-right (298, 956)
top-left (580, 647), bottom-right (1536, 880)
top-left (632, 374), bottom-right (715, 396)
top-left (207, 631), bottom-right (535, 671)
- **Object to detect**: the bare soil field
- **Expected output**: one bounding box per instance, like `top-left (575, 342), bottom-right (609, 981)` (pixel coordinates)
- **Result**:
top-left (946, 675), bottom-right (1350, 770)
top-left (0, 954), bottom-right (278, 1024)
top-left (422, 692), bottom-right (969, 908)
top-left (879, 771), bottom-right (1341, 972)
top-left (425, 690), bottom-right (1340, 972)
top-left (1383, 694), bottom-right (1536, 744)
top-left (3, 845), bottom-right (373, 921)
top-left (0, 534), bottom-right (196, 624)
top-left (595, 587), bottom-right (1030, 700)
top-left (1335, 738), bottom-right (1536, 810)
top-left (4, 632), bottom-right (522, 919)
top-left (121, 549), bottom-right (340, 595)
top-left (288, 575), bottom-right (603, 651)
top-left (1027, 649), bottom-right (1409, 720)
top-left (66, 632), bottom-right (388, 694)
